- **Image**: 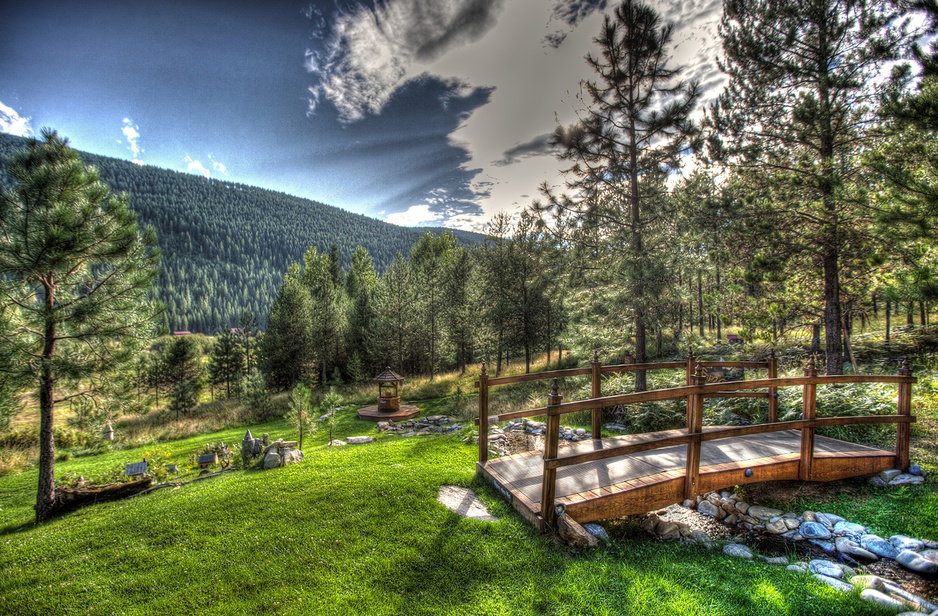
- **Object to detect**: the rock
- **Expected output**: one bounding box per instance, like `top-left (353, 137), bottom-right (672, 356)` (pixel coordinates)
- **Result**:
top-left (817, 512), bottom-right (844, 527)
top-left (262, 451), bottom-right (282, 470)
top-left (850, 575), bottom-right (889, 590)
top-left (346, 436), bottom-right (375, 445)
top-left (557, 513), bottom-right (598, 548)
top-left (682, 499), bottom-right (697, 509)
top-left (833, 521), bottom-right (867, 537)
top-left (765, 518), bottom-right (789, 535)
top-left (809, 559), bottom-right (845, 579)
top-left (724, 514), bottom-right (739, 525)
top-left (281, 448), bottom-right (304, 465)
top-left (889, 473), bottom-right (926, 486)
top-left (684, 531), bottom-right (713, 547)
top-left (747, 505), bottom-right (782, 521)
top-left (800, 521), bottom-right (832, 540)
top-left (920, 549), bottom-right (938, 564)
top-left (735, 501), bottom-right (750, 515)
top-left (787, 564), bottom-right (807, 573)
top-left (861, 536), bottom-right (900, 560)
top-left (784, 517), bottom-right (802, 530)
top-left (723, 543), bottom-right (753, 559)
top-left (803, 511), bottom-right (817, 522)
top-left (656, 521), bottom-right (681, 541)
top-left (809, 539), bottom-right (836, 554)
top-left (697, 500), bottom-right (725, 520)
top-left (860, 589), bottom-right (906, 611)
top-left (835, 537), bottom-right (878, 562)
top-left (583, 523), bottom-right (610, 543)
top-left (896, 549), bottom-right (938, 575)
top-left (868, 476), bottom-right (888, 487)
top-left (761, 556), bottom-right (789, 566)
top-left (327, 439), bottom-right (347, 446)
top-left (813, 574), bottom-right (853, 592)
top-left (891, 535), bottom-right (925, 552)
top-left (640, 516), bottom-right (660, 535)
top-left (909, 464), bottom-right (925, 476)
top-left (880, 469), bottom-right (903, 481)
top-left (436, 486), bottom-right (497, 521)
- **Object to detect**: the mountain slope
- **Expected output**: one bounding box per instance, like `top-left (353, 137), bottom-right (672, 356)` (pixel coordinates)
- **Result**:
top-left (0, 132), bottom-right (483, 332)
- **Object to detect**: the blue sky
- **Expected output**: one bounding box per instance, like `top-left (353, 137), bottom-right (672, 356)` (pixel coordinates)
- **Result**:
top-left (0, 0), bottom-right (725, 230)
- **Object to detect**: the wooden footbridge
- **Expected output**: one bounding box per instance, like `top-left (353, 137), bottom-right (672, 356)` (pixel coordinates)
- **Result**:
top-left (475, 354), bottom-right (916, 532)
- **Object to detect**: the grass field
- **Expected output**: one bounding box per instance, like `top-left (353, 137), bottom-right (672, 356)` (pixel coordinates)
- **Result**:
top-left (1, 333), bottom-right (936, 615)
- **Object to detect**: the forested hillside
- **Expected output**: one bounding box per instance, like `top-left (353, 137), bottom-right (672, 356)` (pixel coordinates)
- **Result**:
top-left (0, 133), bottom-right (481, 333)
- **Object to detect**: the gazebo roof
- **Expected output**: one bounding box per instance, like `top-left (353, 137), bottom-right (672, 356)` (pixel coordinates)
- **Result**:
top-left (373, 367), bottom-right (404, 383)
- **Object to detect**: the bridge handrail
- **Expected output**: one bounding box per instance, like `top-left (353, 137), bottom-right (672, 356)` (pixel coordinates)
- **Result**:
top-left (493, 357), bottom-right (915, 530)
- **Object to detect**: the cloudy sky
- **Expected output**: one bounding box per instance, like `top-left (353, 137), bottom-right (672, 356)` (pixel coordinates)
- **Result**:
top-left (0, 0), bottom-right (725, 230)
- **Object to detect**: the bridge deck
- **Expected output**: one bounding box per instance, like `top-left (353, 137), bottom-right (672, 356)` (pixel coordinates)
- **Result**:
top-left (479, 429), bottom-right (895, 530)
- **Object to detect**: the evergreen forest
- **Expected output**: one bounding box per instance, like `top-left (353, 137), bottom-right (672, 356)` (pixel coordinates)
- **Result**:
top-left (0, 132), bottom-right (482, 334)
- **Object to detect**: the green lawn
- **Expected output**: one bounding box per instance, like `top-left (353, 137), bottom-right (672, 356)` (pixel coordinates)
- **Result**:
top-left (0, 405), bottom-right (909, 616)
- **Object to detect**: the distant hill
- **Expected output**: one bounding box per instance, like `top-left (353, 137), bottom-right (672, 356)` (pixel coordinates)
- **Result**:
top-left (0, 132), bottom-right (484, 333)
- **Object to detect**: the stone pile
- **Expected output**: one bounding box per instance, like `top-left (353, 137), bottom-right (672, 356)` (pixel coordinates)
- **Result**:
top-left (638, 469), bottom-right (935, 614)
top-left (241, 430), bottom-right (304, 470)
top-left (375, 415), bottom-right (462, 438)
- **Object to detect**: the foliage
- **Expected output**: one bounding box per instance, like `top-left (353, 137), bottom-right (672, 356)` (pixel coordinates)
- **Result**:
top-left (285, 383), bottom-right (316, 450)
top-left (318, 387), bottom-right (342, 445)
top-left (260, 269), bottom-right (315, 389)
top-left (242, 370), bottom-right (275, 421)
top-left (0, 129), bottom-right (161, 522)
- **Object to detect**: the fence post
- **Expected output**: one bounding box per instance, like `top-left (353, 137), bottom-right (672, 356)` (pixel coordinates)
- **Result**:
top-left (591, 350), bottom-right (602, 440)
top-left (686, 352), bottom-right (695, 385)
top-left (542, 378), bottom-right (563, 529)
top-left (799, 356), bottom-right (818, 481)
top-left (478, 363), bottom-right (489, 465)
top-left (768, 349), bottom-right (778, 423)
top-left (684, 362), bottom-right (705, 500)
top-left (896, 358), bottom-right (912, 471)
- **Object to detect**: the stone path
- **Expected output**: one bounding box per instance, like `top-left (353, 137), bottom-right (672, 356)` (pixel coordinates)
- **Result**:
top-left (436, 485), bottom-right (498, 522)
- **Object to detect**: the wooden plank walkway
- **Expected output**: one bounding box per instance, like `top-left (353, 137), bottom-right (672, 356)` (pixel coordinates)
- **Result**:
top-left (479, 430), bottom-right (896, 529)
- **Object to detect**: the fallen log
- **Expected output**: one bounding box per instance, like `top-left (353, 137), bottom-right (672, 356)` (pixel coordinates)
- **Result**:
top-left (50, 477), bottom-right (153, 517)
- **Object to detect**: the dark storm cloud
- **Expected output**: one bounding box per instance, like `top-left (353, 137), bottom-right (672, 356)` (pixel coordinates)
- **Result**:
top-left (493, 133), bottom-right (557, 166)
top-left (306, 0), bottom-right (504, 122)
top-left (544, 0), bottom-right (608, 48)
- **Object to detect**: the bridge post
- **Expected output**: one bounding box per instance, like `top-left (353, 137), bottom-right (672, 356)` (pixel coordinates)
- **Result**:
top-left (591, 350), bottom-right (602, 440)
top-left (684, 363), bottom-right (705, 500)
top-left (542, 379), bottom-right (563, 529)
top-left (896, 359), bottom-right (912, 471)
top-left (768, 349), bottom-right (778, 423)
top-left (799, 357), bottom-right (818, 481)
top-left (478, 363), bottom-right (489, 465)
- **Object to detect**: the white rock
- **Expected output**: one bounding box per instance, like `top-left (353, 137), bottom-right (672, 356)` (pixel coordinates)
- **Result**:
top-left (723, 543), bottom-right (753, 559)
top-left (346, 436), bottom-right (375, 445)
top-left (747, 505), bottom-right (782, 521)
top-left (809, 559), bottom-right (844, 579)
top-left (813, 574), bottom-right (853, 592)
top-left (890, 535), bottom-right (925, 552)
top-left (860, 589), bottom-right (906, 611)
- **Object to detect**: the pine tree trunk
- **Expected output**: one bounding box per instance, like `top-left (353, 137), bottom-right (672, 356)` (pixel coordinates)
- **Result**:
top-left (886, 300), bottom-right (891, 343)
top-left (823, 248), bottom-right (843, 375)
top-left (36, 290), bottom-right (58, 523)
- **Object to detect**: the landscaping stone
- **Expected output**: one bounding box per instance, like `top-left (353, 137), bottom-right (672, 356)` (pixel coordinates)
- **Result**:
top-left (747, 505), bottom-right (782, 521)
top-left (787, 564), bottom-right (807, 573)
top-left (764, 518), bottom-right (788, 534)
top-left (761, 556), bottom-right (789, 566)
top-left (809, 539), bottom-right (836, 554)
top-left (583, 523), bottom-right (610, 543)
top-left (813, 574), bottom-right (853, 592)
top-left (889, 473), bottom-right (926, 486)
top-left (835, 537), bottom-right (878, 562)
top-left (436, 485), bottom-right (497, 522)
top-left (833, 521), bottom-right (866, 537)
top-left (655, 521), bottom-right (681, 540)
top-left (817, 512), bottom-right (845, 527)
top-left (262, 452), bottom-right (282, 470)
top-left (327, 439), bottom-right (347, 446)
top-left (346, 436), bottom-right (375, 445)
top-left (880, 469), bottom-right (903, 482)
top-left (909, 464), bottom-right (925, 476)
top-left (920, 549), bottom-right (938, 564)
top-left (891, 535), bottom-right (925, 552)
top-left (697, 500), bottom-right (724, 520)
top-left (868, 476), bottom-right (889, 487)
top-left (896, 549), bottom-right (938, 575)
top-left (557, 513), bottom-right (598, 548)
top-left (735, 501), bottom-right (750, 515)
top-left (281, 449), bottom-right (304, 465)
top-left (860, 589), bottom-right (907, 611)
top-left (861, 535), bottom-right (900, 560)
top-left (723, 543), bottom-right (753, 559)
top-left (799, 521), bottom-right (832, 540)
top-left (809, 559), bottom-right (844, 579)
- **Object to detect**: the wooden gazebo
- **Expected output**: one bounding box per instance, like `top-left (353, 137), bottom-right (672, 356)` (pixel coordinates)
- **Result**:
top-left (357, 367), bottom-right (420, 421)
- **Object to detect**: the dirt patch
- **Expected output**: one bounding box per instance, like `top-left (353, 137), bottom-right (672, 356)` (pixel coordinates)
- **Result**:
top-left (739, 478), bottom-right (866, 507)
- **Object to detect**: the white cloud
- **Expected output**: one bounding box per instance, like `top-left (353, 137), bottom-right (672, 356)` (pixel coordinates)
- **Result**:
top-left (121, 118), bottom-right (142, 159)
top-left (306, 0), bottom-right (505, 122)
top-left (209, 155), bottom-right (227, 174)
top-left (0, 101), bottom-right (33, 136)
top-left (384, 204), bottom-right (445, 226)
top-left (185, 155), bottom-right (211, 178)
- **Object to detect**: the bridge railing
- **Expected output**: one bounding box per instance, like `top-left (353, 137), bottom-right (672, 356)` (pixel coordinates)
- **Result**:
top-left (474, 352), bottom-right (778, 465)
top-left (531, 358), bottom-right (915, 528)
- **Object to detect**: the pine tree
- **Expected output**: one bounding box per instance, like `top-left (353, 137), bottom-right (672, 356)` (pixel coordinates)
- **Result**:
top-left (536, 0), bottom-right (700, 390)
top-left (261, 267), bottom-right (315, 389)
top-left (0, 130), bottom-right (161, 522)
